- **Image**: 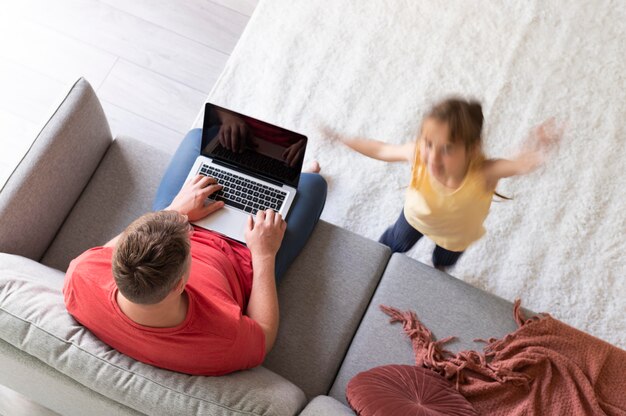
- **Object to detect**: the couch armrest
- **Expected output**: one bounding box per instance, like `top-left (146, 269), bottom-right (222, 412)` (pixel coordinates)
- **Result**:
top-left (0, 78), bottom-right (112, 261)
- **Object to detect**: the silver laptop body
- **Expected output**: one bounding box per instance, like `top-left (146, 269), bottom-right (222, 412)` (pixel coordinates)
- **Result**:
top-left (184, 103), bottom-right (307, 243)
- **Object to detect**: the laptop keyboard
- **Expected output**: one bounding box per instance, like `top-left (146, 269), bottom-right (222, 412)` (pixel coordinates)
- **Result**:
top-left (199, 164), bottom-right (287, 214)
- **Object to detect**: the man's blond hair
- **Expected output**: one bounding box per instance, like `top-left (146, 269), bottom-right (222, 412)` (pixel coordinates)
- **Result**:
top-left (112, 211), bottom-right (190, 304)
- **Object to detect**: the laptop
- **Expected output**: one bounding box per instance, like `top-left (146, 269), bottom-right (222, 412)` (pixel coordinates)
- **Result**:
top-left (185, 103), bottom-right (308, 242)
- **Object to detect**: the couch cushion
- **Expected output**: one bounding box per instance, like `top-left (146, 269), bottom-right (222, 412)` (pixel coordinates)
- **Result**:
top-left (264, 221), bottom-right (390, 399)
top-left (0, 78), bottom-right (112, 262)
top-left (329, 253), bottom-right (525, 405)
top-left (298, 396), bottom-right (354, 416)
top-left (0, 257), bottom-right (306, 416)
top-left (41, 135), bottom-right (173, 271)
top-left (0, 339), bottom-right (143, 416)
top-left (0, 253), bottom-right (64, 291)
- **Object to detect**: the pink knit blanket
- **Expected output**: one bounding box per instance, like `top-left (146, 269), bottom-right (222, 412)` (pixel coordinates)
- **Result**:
top-left (381, 301), bottom-right (626, 415)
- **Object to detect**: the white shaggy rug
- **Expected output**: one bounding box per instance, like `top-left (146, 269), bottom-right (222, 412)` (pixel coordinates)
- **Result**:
top-left (202, 1), bottom-right (626, 348)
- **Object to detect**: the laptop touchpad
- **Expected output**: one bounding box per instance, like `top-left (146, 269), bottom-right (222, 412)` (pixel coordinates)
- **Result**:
top-left (193, 207), bottom-right (249, 243)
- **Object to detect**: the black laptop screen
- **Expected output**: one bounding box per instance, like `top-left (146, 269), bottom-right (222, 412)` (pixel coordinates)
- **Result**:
top-left (201, 103), bottom-right (307, 187)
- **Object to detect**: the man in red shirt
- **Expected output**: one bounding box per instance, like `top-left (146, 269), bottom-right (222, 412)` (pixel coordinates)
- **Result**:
top-left (64, 119), bottom-right (326, 376)
top-left (64, 165), bottom-right (325, 375)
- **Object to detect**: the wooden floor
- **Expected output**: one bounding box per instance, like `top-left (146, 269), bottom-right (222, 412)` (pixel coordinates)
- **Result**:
top-left (0, 385), bottom-right (60, 416)
top-left (0, 0), bottom-right (256, 414)
top-left (0, 0), bottom-right (257, 187)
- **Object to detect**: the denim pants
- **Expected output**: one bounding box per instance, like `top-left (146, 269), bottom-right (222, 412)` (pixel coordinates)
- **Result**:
top-left (379, 210), bottom-right (464, 268)
top-left (152, 129), bottom-right (327, 281)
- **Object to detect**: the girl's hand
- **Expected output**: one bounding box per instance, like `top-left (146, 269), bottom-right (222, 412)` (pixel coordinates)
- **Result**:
top-left (318, 124), bottom-right (362, 152)
top-left (485, 118), bottom-right (566, 183)
top-left (525, 118), bottom-right (564, 151)
top-left (515, 118), bottom-right (565, 174)
top-left (319, 124), bottom-right (342, 142)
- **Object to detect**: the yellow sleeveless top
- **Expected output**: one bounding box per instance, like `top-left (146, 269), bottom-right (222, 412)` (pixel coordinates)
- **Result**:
top-left (403, 151), bottom-right (494, 252)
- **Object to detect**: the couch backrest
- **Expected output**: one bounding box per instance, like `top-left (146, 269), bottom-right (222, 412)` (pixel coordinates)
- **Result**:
top-left (0, 78), bottom-right (112, 262)
top-left (41, 136), bottom-right (172, 271)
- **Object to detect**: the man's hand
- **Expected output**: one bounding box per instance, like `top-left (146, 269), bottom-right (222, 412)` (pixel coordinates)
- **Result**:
top-left (245, 209), bottom-right (286, 259)
top-left (218, 112), bottom-right (250, 153)
top-left (165, 175), bottom-right (224, 221)
top-left (282, 139), bottom-right (306, 167)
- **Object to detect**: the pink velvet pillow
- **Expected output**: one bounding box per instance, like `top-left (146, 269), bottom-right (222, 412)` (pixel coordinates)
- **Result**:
top-left (346, 365), bottom-right (477, 416)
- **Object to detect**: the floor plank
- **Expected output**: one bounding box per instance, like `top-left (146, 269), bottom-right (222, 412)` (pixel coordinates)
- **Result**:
top-left (0, 60), bottom-right (66, 125)
top-left (99, 0), bottom-right (250, 53)
top-left (8, 0), bottom-right (229, 93)
top-left (0, 15), bottom-right (117, 89)
top-left (0, 110), bottom-right (39, 168)
top-left (101, 100), bottom-right (185, 154)
top-left (0, 163), bottom-right (11, 190)
top-left (97, 59), bottom-right (207, 134)
top-left (211, 0), bottom-right (258, 17)
top-left (0, 384), bottom-right (59, 416)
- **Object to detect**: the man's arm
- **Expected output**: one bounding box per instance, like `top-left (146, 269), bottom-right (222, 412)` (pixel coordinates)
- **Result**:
top-left (244, 209), bottom-right (286, 354)
top-left (104, 175), bottom-right (224, 247)
top-left (215, 108), bottom-right (249, 153)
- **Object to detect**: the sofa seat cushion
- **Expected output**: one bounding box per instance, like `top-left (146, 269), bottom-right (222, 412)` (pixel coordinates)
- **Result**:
top-left (298, 396), bottom-right (354, 416)
top-left (0, 254), bottom-right (306, 416)
top-left (0, 253), bottom-right (64, 291)
top-left (264, 222), bottom-right (390, 399)
top-left (0, 338), bottom-right (144, 416)
top-left (329, 253), bottom-right (526, 405)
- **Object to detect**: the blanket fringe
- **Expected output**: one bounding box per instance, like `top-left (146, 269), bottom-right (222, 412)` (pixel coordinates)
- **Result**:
top-left (482, 300), bottom-right (546, 360)
top-left (513, 298), bottom-right (526, 327)
top-left (380, 301), bottom-right (534, 390)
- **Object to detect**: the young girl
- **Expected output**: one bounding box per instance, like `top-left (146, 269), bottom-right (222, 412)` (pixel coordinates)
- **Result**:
top-left (324, 98), bottom-right (562, 270)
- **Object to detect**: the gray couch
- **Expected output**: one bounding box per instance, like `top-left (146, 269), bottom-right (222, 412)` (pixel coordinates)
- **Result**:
top-left (0, 78), bottom-right (523, 415)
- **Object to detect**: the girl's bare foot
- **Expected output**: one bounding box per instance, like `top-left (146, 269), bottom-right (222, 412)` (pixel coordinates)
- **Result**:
top-left (303, 160), bottom-right (321, 173)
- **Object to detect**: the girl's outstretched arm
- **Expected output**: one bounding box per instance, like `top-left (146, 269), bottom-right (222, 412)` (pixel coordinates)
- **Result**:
top-left (320, 125), bottom-right (415, 163)
top-left (483, 118), bottom-right (564, 188)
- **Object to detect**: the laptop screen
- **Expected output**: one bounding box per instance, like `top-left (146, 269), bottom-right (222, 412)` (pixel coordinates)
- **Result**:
top-left (200, 103), bottom-right (307, 188)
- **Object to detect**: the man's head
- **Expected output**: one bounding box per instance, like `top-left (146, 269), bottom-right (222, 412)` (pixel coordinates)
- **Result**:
top-left (112, 211), bottom-right (191, 305)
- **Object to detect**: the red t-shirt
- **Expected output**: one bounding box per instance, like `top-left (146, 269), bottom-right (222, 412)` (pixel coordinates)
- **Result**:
top-left (63, 227), bottom-right (265, 376)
